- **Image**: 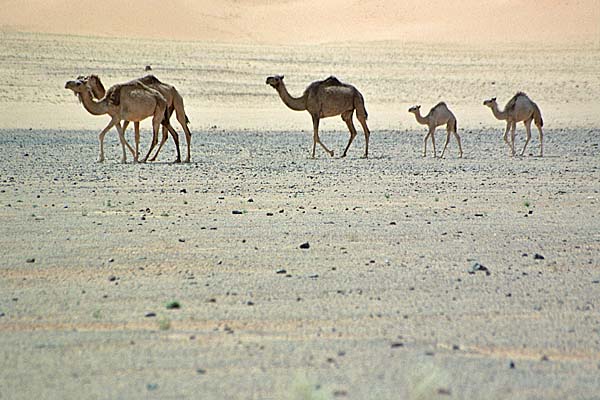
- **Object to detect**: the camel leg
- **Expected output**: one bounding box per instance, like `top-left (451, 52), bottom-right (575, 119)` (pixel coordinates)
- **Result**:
top-left (114, 121), bottom-right (135, 164)
top-left (503, 122), bottom-right (511, 154)
top-left (311, 114), bottom-right (334, 158)
top-left (97, 119), bottom-right (118, 163)
top-left (453, 130), bottom-right (463, 158)
top-left (521, 119), bottom-right (532, 156)
top-left (133, 122), bottom-right (140, 163)
top-left (174, 99), bottom-right (192, 163)
top-left (141, 122), bottom-right (160, 163)
top-left (430, 127), bottom-right (437, 158)
top-left (148, 123), bottom-right (181, 163)
top-left (422, 130), bottom-right (431, 157)
top-left (510, 122), bottom-right (516, 157)
top-left (149, 125), bottom-right (170, 162)
top-left (357, 114), bottom-right (370, 158)
top-left (341, 111), bottom-right (357, 158)
top-left (537, 123), bottom-right (544, 157)
top-left (441, 127), bottom-right (451, 158)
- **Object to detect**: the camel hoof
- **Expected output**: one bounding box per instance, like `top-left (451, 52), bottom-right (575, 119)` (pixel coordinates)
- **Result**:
top-left (329, 151), bottom-right (334, 157)
top-left (174, 159), bottom-right (181, 164)
top-left (341, 153), bottom-right (347, 158)
top-left (184, 158), bottom-right (190, 163)
top-left (97, 158), bottom-right (104, 163)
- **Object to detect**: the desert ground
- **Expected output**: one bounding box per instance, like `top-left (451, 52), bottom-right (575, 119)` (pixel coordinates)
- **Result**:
top-left (0, 32), bottom-right (599, 399)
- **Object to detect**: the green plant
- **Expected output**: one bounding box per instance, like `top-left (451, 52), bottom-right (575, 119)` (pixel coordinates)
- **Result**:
top-left (158, 319), bottom-right (171, 330)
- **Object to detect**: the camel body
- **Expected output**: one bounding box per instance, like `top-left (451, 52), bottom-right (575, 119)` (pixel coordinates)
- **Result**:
top-left (65, 78), bottom-right (169, 163)
top-left (267, 75), bottom-right (370, 158)
top-left (84, 74), bottom-right (191, 163)
top-left (409, 102), bottom-right (463, 158)
top-left (484, 92), bottom-right (544, 156)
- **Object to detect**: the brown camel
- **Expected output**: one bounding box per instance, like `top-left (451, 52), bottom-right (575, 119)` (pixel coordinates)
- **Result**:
top-left (65, 78), bottom-right (177, 163)
top-left (483, 92), bottom-right (544, 157)
top-left (82, 74), bottom-right (192, 163)
top-left (266, 75), bottom-right (371, 158)
top-left (408, 102), bottom-right (463, 158)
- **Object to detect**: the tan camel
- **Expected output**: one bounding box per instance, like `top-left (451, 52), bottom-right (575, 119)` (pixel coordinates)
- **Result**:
top-left (82, 75), bottom-right (192, 163)
top-left (65, 78), bottom-right (175, 163)
top-left (408, 102), bottom-right (463, 158)
top-left (266, 75), bottom-right (371, 158)
top-left (483, 92), bottom-right (544, 157)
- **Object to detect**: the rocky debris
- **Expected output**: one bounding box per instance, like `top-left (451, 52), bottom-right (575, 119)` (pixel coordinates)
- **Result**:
top-left (26, 258), bottom-right (35, 263)
top-left (145, 312), bottom-right (156, 318)
top-left (232, 210), bottom-right (243, 215)
top-left (299, 242), bottom-right (310, 249)
top-left (390, 342), bottom-right (404, 348)
top-left (534, 253), bottom-right (545, 260)
top-left (468, 263), bottom-right (491, 276)
top-left (276, 269), bottom-right (287, 274)
top-left (166, 301), bottom-right (181, 310)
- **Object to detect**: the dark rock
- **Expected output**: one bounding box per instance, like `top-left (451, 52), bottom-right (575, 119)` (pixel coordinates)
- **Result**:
top-left (276, 269), bottom-right (287, 274)
top-left (541, 355), bottom-right (549, 361)
top-left (26, 258), bottom-right (35, 263)
top-left (390, 342), bottom-right (404, 348)
top-left (509, 361), bottom-right (515, 369)
top-left (178, 238), bottom-right (186, 243)
top-left (534, 253), bottom-right (545, 260)
top-left (196, 368), bottom-right (206, 375)
top-left (145, 312), bottom-right (156, 318)
top-left (437, 388), bottom-right (451, 396)
top-left (108, 275), bottom-right (117, 282)
top-left (468, 263), bottom-right (491, 276)
top-left (300, 242), bottom-right (310, 249)
top-left (166, 301), bottom-right (181, 309)
top-left (232, 210), bottom-right (243, 215)
top-left (247, 301), bottom-right (254, 306)
top-left (180, 188), bottom-right (187, 193)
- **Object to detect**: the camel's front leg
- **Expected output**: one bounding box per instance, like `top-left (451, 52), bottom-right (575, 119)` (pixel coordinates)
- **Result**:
top-left (97, 119), bottom-right (118, 163)
top-left (115, 122), bottom-right (135, 163)
top-left (521, 119), bottom-right (532, 156)
top-left (510, 122), bottom-right (516, 157)
top-left (311, 115), bottom-right (334, 158)
top-left (537, 124), bottom-right (544, 157)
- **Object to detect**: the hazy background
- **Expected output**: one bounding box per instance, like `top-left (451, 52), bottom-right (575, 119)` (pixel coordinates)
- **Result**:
top-left (1, 0), bottom-right (598, 44)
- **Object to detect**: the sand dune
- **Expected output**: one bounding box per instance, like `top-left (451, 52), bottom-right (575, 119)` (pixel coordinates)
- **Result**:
top-left (1, 0), bottom-right (598, 44)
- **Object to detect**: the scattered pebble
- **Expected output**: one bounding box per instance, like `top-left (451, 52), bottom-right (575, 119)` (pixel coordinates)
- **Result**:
top-left (166, 301), bottom-right (181, 310)
top-left (145, 312), bottom-right (156, 318)
top-left (509, 360), bottom-right (515, 369)
top-left (276, 269), bottom-right (287, 274)
top-left (108, 275), bottom-right (117, 282)
top-left (232, 210), bottom-right (243, 215)
top-left (299, 242), bottom-right (310, 249)
top-left (26, 258), bottom-right (35, 263)
top-left (534, 253), bottom-right (545, 260)
top-left (178, 238), bottom-right (186, 243)
top-left (196, 368), bottom-right (206, 375)
top-left (390, 342), bottom-right (404, 348)
top-left (468, 262), bottom-right (490, 276)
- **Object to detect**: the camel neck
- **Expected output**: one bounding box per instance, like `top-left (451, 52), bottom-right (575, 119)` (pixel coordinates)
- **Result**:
top-left (276, 83), bottom-right (306, 111)
top-left (78, 90), bottom-right (108, 116)
top-left (490, 103), bottom-right (507, 120)
top-left (413, 111), bottom-right (428, 125)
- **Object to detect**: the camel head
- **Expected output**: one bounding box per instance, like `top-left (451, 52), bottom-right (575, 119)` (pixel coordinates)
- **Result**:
top-left (266, 75), bottom-right (284, 89)
top-left (483, 97), bottom-right (497, 108)
top-left (408, 105), bottom-right (421, 114)
top-left (65, 78), bottom-right (94, 103)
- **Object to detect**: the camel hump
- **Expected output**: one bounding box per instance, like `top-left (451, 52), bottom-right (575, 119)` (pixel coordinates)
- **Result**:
top-left (139, 75), bottom-right (163, 85)
top-left (106, 85), bottom-right (122, 106)
top-left (322, 76), bottom-right (343, 86)
top-left (506, 92), bottom-right (528, 110)
top-left (433, 101), bottom-right (448, 110)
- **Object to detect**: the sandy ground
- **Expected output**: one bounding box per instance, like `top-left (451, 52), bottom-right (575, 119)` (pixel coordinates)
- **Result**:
top-left (1, 32), bottom-right (600, 399)
top-left (0, 126), bottom-right (599, 399)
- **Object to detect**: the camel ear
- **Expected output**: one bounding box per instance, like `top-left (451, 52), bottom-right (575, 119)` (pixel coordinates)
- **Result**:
top-left (280, 75), bottom-right (284, 80)
top-left (417, 105), bottom-right (421, 109)
top-left (491, 97), bottom-right (496, 101)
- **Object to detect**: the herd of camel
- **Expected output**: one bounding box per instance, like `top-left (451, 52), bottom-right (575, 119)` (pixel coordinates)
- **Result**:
top-left (64, 74), bottom-right (544, 163)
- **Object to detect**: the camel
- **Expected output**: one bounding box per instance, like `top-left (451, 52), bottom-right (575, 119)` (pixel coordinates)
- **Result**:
top-left (408, 102), bottom-right (463, 158)
top-left (81, 74), bottom-right (192, 163)
top-left (483, 92), bottom-right (544, 157)
top-left (266, 75), bottom-right (370, 158)
top-left (65, 78), bottom-right (177, 163)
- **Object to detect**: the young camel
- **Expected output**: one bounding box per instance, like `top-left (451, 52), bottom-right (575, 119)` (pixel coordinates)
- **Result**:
top-left (483, 92), bottom-right (544, 157)
top-left (266, 75), bottom-right (370, 158)
top-left (82, 74), bottom-right (192, 163)
top-left (65, 78), bottom-right (174, 163)
top-left (408, 102), bottom-right (463, 158)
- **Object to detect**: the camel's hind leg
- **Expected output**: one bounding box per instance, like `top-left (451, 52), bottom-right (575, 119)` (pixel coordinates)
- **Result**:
top-left (521, 119), bottom-right (532, 156)
top-left (356, 114), bottom-right (370, 158)
top-left (440, 126), bottom-right (452, 158)
top-left (536, 123), bottom-right (544, 157)
top-left (311, 114), bottom-right (333, 158)
top-left (173, 98), bottom-right (192, 163)
top-left (149, 125), bottom-right (170, 162)
top-left (153, 123), bottom-right (181, 163)
top-left (133, 122), bottom-right (140, 163)
top-left (341, 111), bottom-right (358, 158)
top-left (453, 130), bottom-right (463, 158)
top-left (141, 118), bottom-right (161, 163)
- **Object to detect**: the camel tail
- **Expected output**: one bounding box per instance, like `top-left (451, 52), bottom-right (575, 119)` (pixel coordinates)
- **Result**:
top-left (533, 103), bottom-right (543, 127)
